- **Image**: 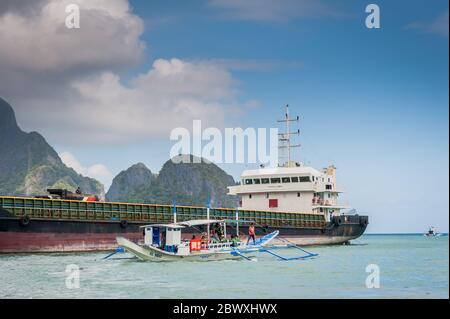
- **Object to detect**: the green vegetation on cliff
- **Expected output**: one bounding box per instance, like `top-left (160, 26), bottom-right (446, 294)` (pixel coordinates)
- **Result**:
top-left (106, 155), bottom-right (238, 208)
top-left (0, 97), bottom-right (103, 197)
top-left (1, 97), bottom-right (237, 207)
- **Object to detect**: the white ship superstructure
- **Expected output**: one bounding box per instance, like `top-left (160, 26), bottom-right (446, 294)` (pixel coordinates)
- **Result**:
top-left (228, 105), bottom-right (348, 222)
top-left (228, 163), bottom-right (347, 221)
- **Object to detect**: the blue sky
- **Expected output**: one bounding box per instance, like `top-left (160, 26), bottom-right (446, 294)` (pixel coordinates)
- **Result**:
top-left (0, 0), bottom-right (447, 233)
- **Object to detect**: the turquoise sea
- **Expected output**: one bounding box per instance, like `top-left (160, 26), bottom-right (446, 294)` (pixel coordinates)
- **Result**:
top-left (0, 234), bottom-right (448, 299)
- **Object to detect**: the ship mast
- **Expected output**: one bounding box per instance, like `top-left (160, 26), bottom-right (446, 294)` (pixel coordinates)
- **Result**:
top-left (277, 104), bottom-right (300, 167)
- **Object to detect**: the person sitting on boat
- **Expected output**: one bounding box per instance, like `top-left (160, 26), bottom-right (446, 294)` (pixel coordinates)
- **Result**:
top-left (212, 223), bottom-right (224, 242)
top-left (200, 233), bottom-right (207, 247)
top-left (246, 223), bottom-right (256, 245)
top-left (210, 228), bottom-right (219, 242)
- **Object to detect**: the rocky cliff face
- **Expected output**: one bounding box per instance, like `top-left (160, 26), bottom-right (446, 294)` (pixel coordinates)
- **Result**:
top-left (106, 155), bottom-right (238, 208)
top-left (0, 97), bottom-right (104, 197)
top-left (0, 97), bottom-right (236, 206)
top-left (105, 163), bottom-right (156, 202)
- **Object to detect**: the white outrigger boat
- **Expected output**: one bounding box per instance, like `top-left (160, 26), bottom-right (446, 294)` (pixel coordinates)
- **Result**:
top-left (113, 219), bottom-right (317, 262)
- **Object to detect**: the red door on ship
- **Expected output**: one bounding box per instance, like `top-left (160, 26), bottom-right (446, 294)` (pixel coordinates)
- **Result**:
top-left (269, 199), bottom-right (278, 208)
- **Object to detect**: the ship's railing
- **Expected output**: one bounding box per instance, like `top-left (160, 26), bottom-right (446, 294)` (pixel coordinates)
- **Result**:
top-left (0, 196), bottom-right (327, 229)
top-left (311, 199), bottom-right (337, 206)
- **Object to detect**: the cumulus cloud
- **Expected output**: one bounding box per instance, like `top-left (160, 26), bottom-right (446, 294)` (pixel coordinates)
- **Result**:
top-left (0, 0), bottom-right (47, 16)
top-left (60, 151), bottom-right (113, 188)
top-left (0, 0), bottom-right (145, 101)
top-left (13, 58), bottom-right (241, 144)
top-left (0, 1), bottom-right (252, 146)
top-left (0, 0), bottom-right (144, 73)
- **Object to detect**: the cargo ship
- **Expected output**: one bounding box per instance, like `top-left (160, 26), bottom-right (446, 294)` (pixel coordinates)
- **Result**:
top-left (0, 106), bottom-right (368, 253)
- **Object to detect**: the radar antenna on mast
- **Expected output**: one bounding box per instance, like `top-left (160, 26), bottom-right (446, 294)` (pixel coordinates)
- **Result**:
top-left (277, 104), bottom-right (300, 167)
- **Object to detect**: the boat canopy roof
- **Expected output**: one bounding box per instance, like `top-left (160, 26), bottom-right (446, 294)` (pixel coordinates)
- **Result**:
top-left (140, 219), bottom-right (225, 228)
top-left (222, 219), bottom-right (255, 224)
top-left (139, 223), bottom-right (185, 229)
top-left (178, 219), bottom-right (224, 227)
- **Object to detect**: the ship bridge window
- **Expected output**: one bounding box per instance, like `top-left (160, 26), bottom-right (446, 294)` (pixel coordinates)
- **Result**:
top-left (261, 178), bottom-right (270, 184)
top-left (299, 176), bottom-right (311, 183)
top-left (282, 177), bottom-right (291, 183)
top-left (245, 179), bottom-right (253, 185)
top-left (270, 178), bottom-right (281, 184)
top-left (326, 184), bottom-right (332, 190)
top-left (291, 177), bottom-right (299, 182)
top-left (253, 179), bottom-right (261, 184)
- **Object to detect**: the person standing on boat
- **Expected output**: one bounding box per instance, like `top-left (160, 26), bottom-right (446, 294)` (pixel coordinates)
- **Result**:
top-left (247, 223), bottom-right (256, 245)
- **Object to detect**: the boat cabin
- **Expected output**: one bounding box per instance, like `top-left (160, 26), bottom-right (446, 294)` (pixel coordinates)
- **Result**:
top-left (143, 224), bottom-right (186, 253)
top-left (140, 219), bottom-right (243, 255)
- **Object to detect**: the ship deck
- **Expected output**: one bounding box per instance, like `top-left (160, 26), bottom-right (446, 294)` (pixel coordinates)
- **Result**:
top-left (0, 196), bottom-right (327, 229)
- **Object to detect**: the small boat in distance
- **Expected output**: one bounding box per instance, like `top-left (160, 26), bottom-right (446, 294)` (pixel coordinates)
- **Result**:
top-left (115, 219), bottom-right (317, 262)
top-left (424, 226), bottom-right (440, 237)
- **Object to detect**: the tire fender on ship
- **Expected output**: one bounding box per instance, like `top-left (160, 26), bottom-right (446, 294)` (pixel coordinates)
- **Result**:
top-left (120, 220), bottom-right (128, 229)
top-left (19, 215), bottom-right (30, 227)
top-left (335, 217), bottom-right (343, 226)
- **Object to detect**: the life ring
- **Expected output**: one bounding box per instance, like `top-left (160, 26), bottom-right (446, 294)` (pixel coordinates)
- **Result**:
top-left (19, 215), bottom-right (30, 227)
top-left (335, 217), bottom-right (343, 226)
top-left (120, 220), bottom-right (128, 229)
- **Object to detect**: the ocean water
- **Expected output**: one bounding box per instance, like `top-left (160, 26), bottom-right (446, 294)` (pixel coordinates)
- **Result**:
top-left (0, 234), bottom-right (448, 299)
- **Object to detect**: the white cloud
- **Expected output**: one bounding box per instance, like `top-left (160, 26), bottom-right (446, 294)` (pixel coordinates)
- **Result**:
top-left (0, 0), bottom-right (144, 73)
top-left (60, 151), bottom-right (113, 188)
top-left (0, 1), bottom-right (254, 146)
top-left (16, 58), bottom-right (244, 145)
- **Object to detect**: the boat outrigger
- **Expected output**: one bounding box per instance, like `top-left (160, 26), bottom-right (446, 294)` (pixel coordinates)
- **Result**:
top-left (113, 219), bottom-right (318, 262)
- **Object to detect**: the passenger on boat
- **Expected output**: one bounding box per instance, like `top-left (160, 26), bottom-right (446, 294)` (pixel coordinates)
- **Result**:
top-left (215, 223), bottom-right (224, 241)
top-left (211, 223), bottom-right (223, 242)
top-left (201, 233), bottom-right (208, 247)
top-left (210, 228), bottom-right (217, 242)
top-left (246, 223), bottom-right (256, 245)
top-left (161, 231), bottom-right (166, 249)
